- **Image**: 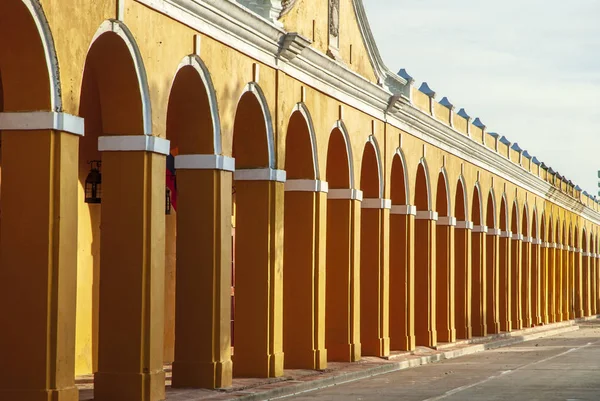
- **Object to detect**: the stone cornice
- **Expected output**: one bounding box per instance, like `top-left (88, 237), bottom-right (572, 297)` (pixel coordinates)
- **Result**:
top-left (133, 0), bottom-right (600, 226)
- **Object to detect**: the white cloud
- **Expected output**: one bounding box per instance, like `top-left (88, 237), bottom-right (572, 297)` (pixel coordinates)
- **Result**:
top-left (363, 0), bottom-right (600, 195)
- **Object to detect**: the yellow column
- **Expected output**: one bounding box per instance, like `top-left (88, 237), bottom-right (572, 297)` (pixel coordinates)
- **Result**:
top-left (282, 180), bottom-right (328, 370)
top-left (521, 237), bottom-right (532, 328)
top-left (389, 205), bottom-right (416, 351)
top-left (415, 211), bottom-right (437, 347)
top-left (0, 113), bottom-right (81, 401)
top-left (548, 242), bottom-right (557, 323)
top-left (540, 241), bottom-right (549, 324)
top-left (555, 243), bottom-right (564, 321)
top-left (531, 239), bottom-right (541, 325)
top-left (472, 225), bottom-right (487, 337)
top-left (593, 254), bottom-right (599, 315)
top-left (583, 251), bottom-right (591, 316)
top-left (486, 228), bottom-right (500, 334)
top-left (171, 155), bottom-right (234, 388)
top-left (232, 169), bottom-right (285, 378)
top-left (562, 244), bottom-right (569, 320)
top-left (455, 221), bottom-right (473, 339)
top-left (360, 199), bottom-right (391, 357)
top-left (94, 136), bottom-right (167, 401)
top-left (436, 216), bottom-right (456, 343)
top-left (499, 230), bottom-right (512, 332)
top-left (511, 233), bottom-right (523, 330)
top-left (568, 247), bottom-right (575, 319)
top-left (574, 248), bottom-right (583, 318)
top-left (326, 189), bottom-right (362, 362)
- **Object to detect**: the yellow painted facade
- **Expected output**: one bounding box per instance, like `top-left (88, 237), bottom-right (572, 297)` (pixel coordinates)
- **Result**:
top-left (1, 0), bottom-right (599, 400)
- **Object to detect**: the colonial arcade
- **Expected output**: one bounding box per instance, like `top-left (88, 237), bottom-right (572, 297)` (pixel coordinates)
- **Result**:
top-left (0, 0), bottom-right (599, 400)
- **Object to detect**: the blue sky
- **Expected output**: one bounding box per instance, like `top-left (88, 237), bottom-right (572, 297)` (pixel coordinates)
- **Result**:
top-left (363, 0), bottom-right (600, 196)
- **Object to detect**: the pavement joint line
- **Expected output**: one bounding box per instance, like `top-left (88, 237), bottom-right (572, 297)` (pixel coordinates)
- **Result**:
top-left (233, 320), bottom-right (590, 401)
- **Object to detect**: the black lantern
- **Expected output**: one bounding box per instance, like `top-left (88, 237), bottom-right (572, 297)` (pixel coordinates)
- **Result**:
top-left (85, 160), bottom-right (102, 204)
top-left (165, 186), bottom-right (172, 215)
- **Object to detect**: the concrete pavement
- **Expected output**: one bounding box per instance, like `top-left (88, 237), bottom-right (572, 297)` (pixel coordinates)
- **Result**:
top-left (287, 321), bottom-right (600, 401)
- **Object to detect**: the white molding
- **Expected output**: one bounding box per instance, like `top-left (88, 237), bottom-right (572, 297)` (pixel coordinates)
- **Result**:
top-left (98, 135), bottom-right (170, 155)
top-left (328, 188), bottom-right (363, 201)
top-left (175, 154), bottom-right (235, 172)
top-left (91, 20), bottom-right (152, 136)
top-left (390, 205), bottom-right (417, 216)
top-left (522, 236), bottom-right (531, 243)
top-left (285, 179), bottom-right (328, 193)
top-left (0, 112), bottom-right (84, 136)
top-left (583, 251), bottom-right (590, 257)
top-left (512, 233), bottom-right (524, 241)
top-left (531, 238), bottom-right (542, 245)
top-left (500, 230), bottom-right (512, 238)
top-left (437, 216), bottom-right (457, 226)
top-left (235, 168), bottom-right (286, 182)
top-left (362, 198), bottom-right (392, 209)
top-left (473, 225), bottom-right (488, 233)
top-left (487, 228), bottom-right (501, 236)
top-left (416, 211), bottom-right (438, 221)
top-left (457, 221), bottom-right (474, 230)
top-left (542, 242), bottom-right (550, 248)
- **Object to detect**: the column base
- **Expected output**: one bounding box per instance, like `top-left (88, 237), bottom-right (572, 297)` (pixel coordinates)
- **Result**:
top-left (542, 314), bottom-right (550, 324)
top-left (391, 335), bottom-right (415, 352)
top-left (512, 319), bottom-right (523, 330)
top-left (362, 337), bottom-right (390, 357)
top-left (283, 348), bottom-right (328, 370)
top-left (94, 370), bottom-right (165, 401)
top-left (472, 324), bottom-right (487, 338)
top-left (555, 312), bottom-right (563, 322)
top-left (172, 360), bottom-right (233, 389)
top-left (437, 329), bottom-right (456, 343)
top-left (327, 343), bottom-right (361, 362)
top-left (576, 309), bottom-right (584, 318)
top-left (233, 352), bottom-right (284, 378)
top-left (0, 386), bottom-right (78, 401)
top-left (415, 330), bottom-right (437, 347)
top-left (522, 318), bottom-right (533, 328)
top-left (487, 322), bottom-right (500, 334)
top-left (455, 327), bottom-right (472, 340)
top-left (500, 321), bottom-right (512, 332)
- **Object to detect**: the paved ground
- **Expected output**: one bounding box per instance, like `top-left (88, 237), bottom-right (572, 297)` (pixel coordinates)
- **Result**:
top-left (287, 322), bottom-right (600, 401)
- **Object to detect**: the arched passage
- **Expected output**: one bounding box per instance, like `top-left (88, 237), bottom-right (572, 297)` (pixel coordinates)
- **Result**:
top-left (572, 225), bottom-right (581, 319)
top-left (454, 177), bottom-right (471, 339)
top-left (540, 215), bottom-right (549, 324)
top-left (485, 191), bottom-right (500, 334)
top-left (580, 229), bottom-right (589, 317)
top-left (359, 137), bottom-right (389, 357)
top-left (435, 170), bottom-right (455, 343)
top-left (554, 219), bottom-right (563, 322)
top-left (510, 201), bottom-right (522, 329)
top-left (389, 151), bottom-right (415, 351)
top-left (325, 123), bottom-right (360, 362)
top-left (498, 196), bottom-right (511, 332)
top-left (521, 205), bottom-right (532, 328)
top-left (414, 161), bottom-right (436, 347)
top-left (531, 210), bottom-right (540, 325)
top-left (231, 83), bottom-right (283, 378)
top-left (166, 56), bottom-right (233, 389)
top-left (471, 185), bottom-right (487, 337)
top-left (80, 20), bottom-right (168, 401)
top-left (592, 234), bottom-right (598, 315)
top-left (0, 1), bottom-right (80, 398)
top-left (282, 105), bottom-right (327, 370)
top-left (560, 222), bottom-right (568, 321)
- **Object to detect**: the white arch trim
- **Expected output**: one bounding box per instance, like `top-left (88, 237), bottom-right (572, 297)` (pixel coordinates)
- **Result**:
top-left (238, 82), bottom-right (276, 169)
top-left (392, 148), bottom-right (410, 204)
top-left (438, 167), bottom-right (452, 217)
top-left (473, 181), bottom-right (484, 224)
top-left (22, 0), bottom-right (62, 111)
top-left (365, 135), bottom-right (384, 199)
top-left (457, 175), bottom-right (469, 220)
top-left (90, 20), bottom-right (152, 135)
top-left (500, 193), bottom-right (509, 231)
top-left (173, 54), bottom-right (223, 154)
top-left (291, 103), bottom-right (320, 179)
top-left (522, 202), bottom-right (531, 237)
top-left (331, 120), bottom-right (356, 189)
top-left (511, 199), bottom-right (520, 233)
top-left (487, 188), bottom-right (498, 229)
top-left (417, 157), bottom-right (432, 210)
